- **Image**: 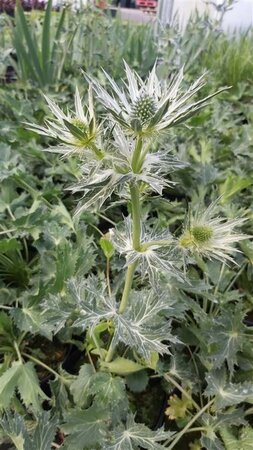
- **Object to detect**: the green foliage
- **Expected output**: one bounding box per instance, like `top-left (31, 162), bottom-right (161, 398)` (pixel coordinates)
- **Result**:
top-left (0, 361), bottom-right (47, 410)
top-left (0, 3), bottom-right (253, 450)
top-left (62, 405), bottom-right (109, 449)
top-left (221, 426), bottom-right (253, 450)
top-left (0, 412), bottom-right (58, 450)
top-left (13, 0), bottom-right (67, 86)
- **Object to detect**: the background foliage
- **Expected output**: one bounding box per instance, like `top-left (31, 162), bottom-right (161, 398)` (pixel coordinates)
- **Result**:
top-left (0, 2), bottom-right (253, 449)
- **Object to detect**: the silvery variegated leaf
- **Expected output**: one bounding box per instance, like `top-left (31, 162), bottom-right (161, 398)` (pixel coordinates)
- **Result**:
top-left (64, 277), bottom-right (176, 359)
top-left (112, 290), bottom-right (179, 359)
top-left (205, 368), bottom-right (253, 409)
top-left (0, 412), bottom-right (58, 450)
top-left (110, 217), bottom-right (184, 285)
top-left (41, 294), bottom-right (77, 335)
top-left (206, 305), bottom-right (247, 373)
top-left (69, 277), bottom-right (117, 331)
top-left (200, 409), bottom-right (246, 436)
top-left (201, 434), bottom-right (225, 450)
top-left (220, 426), bottom-right (253, 450)
top-left (103, 415), bottom-right (174, 450)
top-left (0, 411), bottom-right (30, 450)
top-left (199, 410), bottom-right (245, 450)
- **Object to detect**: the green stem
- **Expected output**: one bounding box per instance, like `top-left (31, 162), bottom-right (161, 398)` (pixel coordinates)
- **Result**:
top-left (105, 262), bottom-right (138, 363)
top-left (136, 141), bottom-right (152, 171)
top-left (17, 331), bottom-right (27, 347)
top-left (165, 399), bottom-right (214, 449)
top-left (118, 262), bottom-right (138, 314)
top-left (106, 258), bottom-right (112, 297)
top-left (184, 427), bottom-right (206, 434)
top-left (130, 183), bottom-right (141, 251)
top-left (105, 341), bottom-right (115, 363)
top-left (105, 138), bottom-right (144, 364)
top-left (214, 262), bottom-right (225, 296)
top-left (91, 331), bottom-right (103, 360)
top-left (131, 137), bottom-right (143, 173)
top-left (14, 341), bottom-right (23, 364)
top-left (141, 239), bottom-right (172, 251)
top-left (164, 373), bottom-right (201, 412)
top-left (22, 352), bottom-right (67, 383)
top-left (225, 261), bottom-right (246, 292)
top-left (245, 406), bottom-right (253, 416)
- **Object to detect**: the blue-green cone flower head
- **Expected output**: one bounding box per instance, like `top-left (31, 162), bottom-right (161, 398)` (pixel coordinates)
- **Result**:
top-left (131, 94), bottom-right (157, 126)
top-left (178, 202), bottom-right (248, 263)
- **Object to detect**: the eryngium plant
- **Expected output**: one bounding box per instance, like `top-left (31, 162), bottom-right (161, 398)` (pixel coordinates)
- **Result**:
top-left (27, 63), bottom-right (249, 449)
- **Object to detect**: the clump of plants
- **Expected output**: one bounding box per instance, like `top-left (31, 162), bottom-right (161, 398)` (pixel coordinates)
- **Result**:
top-left (1, 58), bottom-right (253, 450)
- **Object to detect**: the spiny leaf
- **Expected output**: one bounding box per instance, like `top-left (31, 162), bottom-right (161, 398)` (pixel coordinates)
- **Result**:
top-left (18, 362), bottom-right (48, 411)
top-left (207, 306), bottom-right (247, 373)
top-left (69, 278), bottom-right (177, 360)
top-left (0, 412), bottom-right (29, 450)
top-left (0, 412), bottom-right (58, 450)
top-left (220, 427), bottom-right (253, 450)
top-left (201, 434), bottom-right (225, 450)
top-left (0, 361), bottom-right (48, 411)
top-left (62, 404), bottom-right (108, 449)
top-left (30, 412), bottom-right (58, 450)
top-left (205, 368), bottom-right (253, 409)
top-left (0, 363), bottom-right (22, 409)
top-left (70, 364), bottom-right (94, 407)
top-left (10, 302), bottom-right (52, 339)
top-left (103, 415), bottom-right (174, 449)
top-left (91, 372), bottom-right (128, 414)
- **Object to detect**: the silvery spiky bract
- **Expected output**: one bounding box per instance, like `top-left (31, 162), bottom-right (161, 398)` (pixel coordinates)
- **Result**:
top-left (85, 61), bottom-right (227, 136)
top-left (72, 127), bottom-right (184, 213)
top-left (26, 87), bottom-right (101, 158)
top-left (178, 202), bottom-right (248, 263)
top-left (111, 217), bottom-right (183, 284)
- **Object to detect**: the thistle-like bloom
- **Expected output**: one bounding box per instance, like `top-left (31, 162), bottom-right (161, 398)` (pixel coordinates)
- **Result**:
top-left (26, 87), bottom-right (102, 158)
top-left (85, 62), bottom-right (227, 137)
top-left (178, 202), bottom-right (248, 263)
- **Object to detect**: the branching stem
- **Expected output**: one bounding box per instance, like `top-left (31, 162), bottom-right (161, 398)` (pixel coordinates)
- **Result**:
top-left (130, 183), bottom-right (141, 251)
top-left (22, 352), bottom-right (67, 383)
top-left (118, 262), bottom-right (138, 314)
top-left (105, 138), bottom-right (143, 362)
top-left (165, 399), bottom-right (214, 449)
top-left (164, 372), bottom-right (201, 412)
top-left (131, 136), bottom-right (143, 173)
top-left (14, 341), bottom-right (23, 364)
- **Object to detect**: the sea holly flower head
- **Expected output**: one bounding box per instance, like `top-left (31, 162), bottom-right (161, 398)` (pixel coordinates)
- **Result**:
top-left (178, 202), bottom-right (248, 263)
top-left (26, 86), bottom-right (102, 158)
top-left (85, 61), bottom-right (228, 137)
